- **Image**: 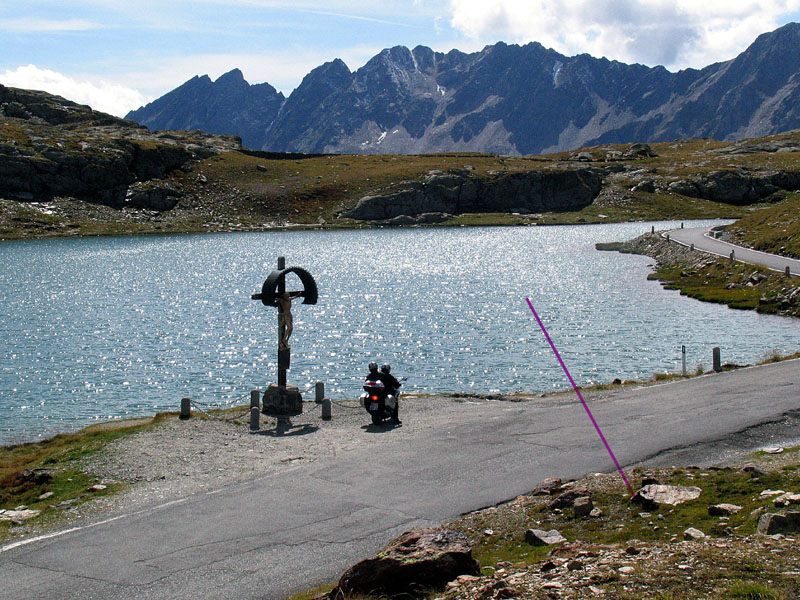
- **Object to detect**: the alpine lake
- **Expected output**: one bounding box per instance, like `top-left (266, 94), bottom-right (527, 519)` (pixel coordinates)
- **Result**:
top-left (2, 219), bottom-right (798, 445)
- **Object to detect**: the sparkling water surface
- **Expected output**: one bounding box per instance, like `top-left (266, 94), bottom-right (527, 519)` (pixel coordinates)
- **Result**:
top-left (2, 220), bottom-right (798, 444)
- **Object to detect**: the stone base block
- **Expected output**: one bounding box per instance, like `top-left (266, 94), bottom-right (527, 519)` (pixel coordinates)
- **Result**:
top-left (262, 384), bottom-right (303, 417)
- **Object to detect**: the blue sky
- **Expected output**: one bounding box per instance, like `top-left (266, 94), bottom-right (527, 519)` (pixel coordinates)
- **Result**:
top-left (2, 1), bottom-right (800, 117)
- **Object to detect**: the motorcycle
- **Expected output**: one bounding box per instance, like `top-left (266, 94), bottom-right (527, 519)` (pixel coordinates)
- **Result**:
top-left (360, 379), bottom-right (399, 426)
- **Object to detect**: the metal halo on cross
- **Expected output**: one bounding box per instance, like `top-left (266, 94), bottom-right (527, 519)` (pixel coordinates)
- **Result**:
top-left (252, 266), bottom-right (318, 307)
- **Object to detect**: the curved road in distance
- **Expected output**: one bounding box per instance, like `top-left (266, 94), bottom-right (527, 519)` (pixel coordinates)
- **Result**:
top-left (1, 360), bottom-right (800, 600)
top-left (666, 226), bottom-right (800, 276)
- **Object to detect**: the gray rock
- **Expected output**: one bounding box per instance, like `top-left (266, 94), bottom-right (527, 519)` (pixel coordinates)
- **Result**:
top-left (632, 180), bottom-right (655, 193)
top-left (0, 509), bottom-right (41, 522)
top-left (683, 527), bottom-right (706, 541)
top-left (549, 488), bottom-right (592, 510)
top-left (531, 477), bottom-right (562, 496)
top-left (329, 528), bottom-right (479, 599)
top-left (708, 503), bottom-right (743, 516)
top-left (742, 464), bottom-right (770, 478)
top-left (625, 143), bottom-right (657, 158)
top-left (385, 215), bottom-right (417, 226)
top-left (633, 484), bottom-right (702, 507)
top-left (573, 496), bottom-right (594, 518)
top-left (342, 169), bottom-right (603, 221)
top-left (524, 528), bottom-right (566, 546)
top-left (757, 511), bottom-right (800, 535)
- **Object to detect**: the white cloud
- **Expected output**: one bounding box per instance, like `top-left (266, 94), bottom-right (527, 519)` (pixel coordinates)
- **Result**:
top-left (446, 0), bottom-right (800, 69)
top-left (0, 18), bottom-right (102, 32)
top-left (0, 65), bottom-right (150, 117)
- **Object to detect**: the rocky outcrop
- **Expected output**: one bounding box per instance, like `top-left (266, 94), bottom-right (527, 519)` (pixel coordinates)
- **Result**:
top-left (756, 510), bottom-right (800, 535)
top-left (342, 168), bottom-right (603, 221)
top-left (0, 83), bottom-right (133, 127)
top-left (0, 85), bottom-right (241, 210)
top-left (329, 528), bottom-right (480, 599)
top-left (667, 169), bottom-right (800, 204)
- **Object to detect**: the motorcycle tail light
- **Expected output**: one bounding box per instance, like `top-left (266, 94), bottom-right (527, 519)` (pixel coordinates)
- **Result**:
top-left (371, 395), bottom-right (379, 401)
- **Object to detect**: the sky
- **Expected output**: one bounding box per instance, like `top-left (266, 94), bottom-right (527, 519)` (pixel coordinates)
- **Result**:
top-left (2, 1), bottom-right (800, 118)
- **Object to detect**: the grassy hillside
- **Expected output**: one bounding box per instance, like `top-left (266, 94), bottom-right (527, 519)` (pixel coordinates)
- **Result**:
top-left (0, 83), bottom-right (799, 240)
top-left (726, 193), bottom-right (800, 258)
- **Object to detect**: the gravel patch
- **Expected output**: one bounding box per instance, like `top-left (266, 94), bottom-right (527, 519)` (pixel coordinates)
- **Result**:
top-left (81, 394), bottom-right (498, 512)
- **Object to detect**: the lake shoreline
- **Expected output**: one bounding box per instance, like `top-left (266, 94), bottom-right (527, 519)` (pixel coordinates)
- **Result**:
top-left (606, 231), bottom-right (800, 318)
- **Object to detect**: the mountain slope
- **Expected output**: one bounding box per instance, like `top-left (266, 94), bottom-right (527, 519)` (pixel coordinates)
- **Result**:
top-left (127, 23), bottom-right (800, 155)
top-left (127, 69), bottom-right (284, 149)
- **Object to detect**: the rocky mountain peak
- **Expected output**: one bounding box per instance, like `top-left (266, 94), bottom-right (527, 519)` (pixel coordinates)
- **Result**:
top-left (127, 23), bottom-right (800, 155)
top-left (214, 68), bottom-right (247, 88)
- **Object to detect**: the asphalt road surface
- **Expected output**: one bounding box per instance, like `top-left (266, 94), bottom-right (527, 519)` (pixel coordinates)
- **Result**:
top-left (667, 226), bottom-right (800, 276)
top-left (2, 359), bottom-right (800, 600)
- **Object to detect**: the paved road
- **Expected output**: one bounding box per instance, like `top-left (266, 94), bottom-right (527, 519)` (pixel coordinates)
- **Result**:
top-left (667, 226), bottom-right (800, 276)
top-left (2, 360), bottom-right (800, 600)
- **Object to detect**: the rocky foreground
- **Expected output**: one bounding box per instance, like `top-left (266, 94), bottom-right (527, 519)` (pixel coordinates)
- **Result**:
top-left (323, 452), bottom-right (800, 600)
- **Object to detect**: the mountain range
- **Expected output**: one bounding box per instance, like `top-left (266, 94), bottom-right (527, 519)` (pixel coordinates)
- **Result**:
top-left (127, 23), bottom-right (800, 156)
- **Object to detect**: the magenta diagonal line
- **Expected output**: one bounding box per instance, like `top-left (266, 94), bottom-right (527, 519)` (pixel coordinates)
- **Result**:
top-left (526, 298), bottom-right (634, 495)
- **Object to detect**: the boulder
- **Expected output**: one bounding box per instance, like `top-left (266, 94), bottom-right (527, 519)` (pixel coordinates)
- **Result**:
top-left (708, 503), bottom-right (743, 516)
top-left (683, 527), bottom-right (706, 541)
top-left (757, 511), bottom-right (800, 535)
top-left (632, 180), bottom-right (655, 193)
top-left (329, 528), bottom-right (479, 599)
top-left (531, 477), bottom-right (563, 496)
top-left (625, 143), bottom-right (657, 158)
top-left (0, 508), bottom-right (41, 522)
top-left (573, 496), bottom-right (594, 518)
top-left (524, 528), bottom-right (566, 546)
top-left (633, 484), bottom-right (702, 508)
top-left (773, 493), bottom-right (800, 507)
top-left (550, 488), bottom-right (592, 510)
top-left (742, 464), bottom-right (770, 478)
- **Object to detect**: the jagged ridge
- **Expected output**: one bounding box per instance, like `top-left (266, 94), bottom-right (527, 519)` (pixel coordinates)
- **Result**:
top-left (127, 24), bottom-right (800, 155)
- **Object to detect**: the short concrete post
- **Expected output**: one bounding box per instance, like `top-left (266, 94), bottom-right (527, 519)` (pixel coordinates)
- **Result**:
top-left (315, 381), bottom-right (324, 404)
top-left (690, 243), bottom-right (694, 252)
top-left (682, 345), bottom-right (687, 377)
top-left (321, 398), bottom-right (332, 420)
top-left (713, 347), bottom-right (721, 373)
top-left (681, 222), bottom-right (684, 229)
top-left (666, 234), bottom-right (670, 242)
top-left (250, 407), bottom-right (260, 431)
top-left (651, 226), bottom-right (655, 234)
top-left (180, 397), bottom-right (191, 420)
top-left (730, 250), bottom-right (735, 261)
top-left (250, 390), bottom-right (260, 409)
top-left (786, 266), bottom-right (791, 277)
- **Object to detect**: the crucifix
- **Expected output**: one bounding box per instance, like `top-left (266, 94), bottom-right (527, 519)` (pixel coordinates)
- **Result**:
top-left (252, 256), bottom-right (318, 422)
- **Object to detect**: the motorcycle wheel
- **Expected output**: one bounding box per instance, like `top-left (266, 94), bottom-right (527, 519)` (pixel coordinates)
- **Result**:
top-left (371, 412), bottom-right (382, 426)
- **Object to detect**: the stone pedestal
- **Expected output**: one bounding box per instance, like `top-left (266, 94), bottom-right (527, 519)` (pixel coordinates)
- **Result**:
top-left (262, 384), bottom-right (303, 417)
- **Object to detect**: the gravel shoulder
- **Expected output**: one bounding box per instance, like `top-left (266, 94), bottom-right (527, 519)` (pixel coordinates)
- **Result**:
top-left (80, 394), bottom-right (516, 514)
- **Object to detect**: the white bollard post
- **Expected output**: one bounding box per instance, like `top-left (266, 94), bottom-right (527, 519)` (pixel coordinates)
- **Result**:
top-left (682, 345), bottom-right (687, 377)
